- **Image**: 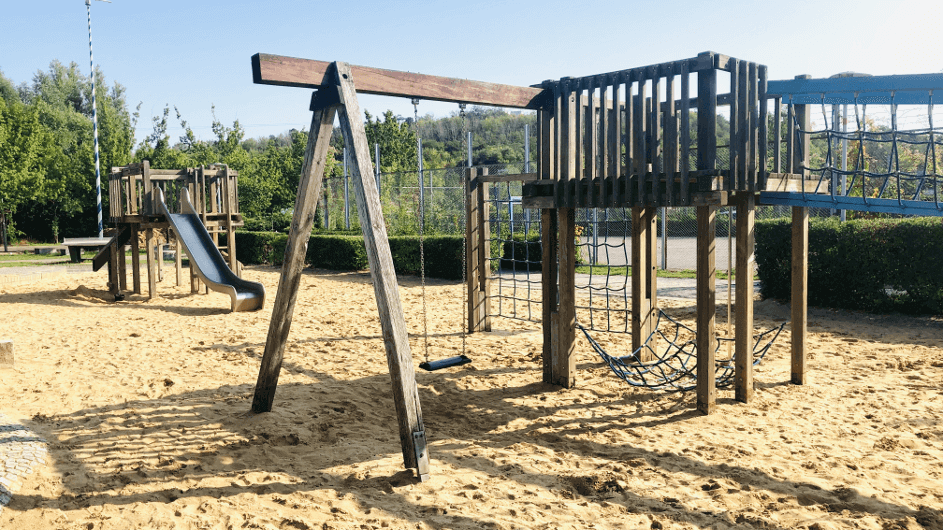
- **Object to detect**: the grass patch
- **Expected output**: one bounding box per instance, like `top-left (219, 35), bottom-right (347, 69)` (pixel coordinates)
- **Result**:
top-left (574, 265), bottom-right (756, 281)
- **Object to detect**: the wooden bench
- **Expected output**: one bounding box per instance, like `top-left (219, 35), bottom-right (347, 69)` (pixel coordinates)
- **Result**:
top-left (63, 237), bottom-right (112, 263)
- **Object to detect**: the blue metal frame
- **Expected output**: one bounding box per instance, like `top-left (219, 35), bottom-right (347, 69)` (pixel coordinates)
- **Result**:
top-left (767, 73), bottom-right (943, 105)
top-left (759, 192), bottom-right (943, 216)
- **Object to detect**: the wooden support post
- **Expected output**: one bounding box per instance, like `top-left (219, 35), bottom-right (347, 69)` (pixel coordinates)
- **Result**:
top-left (541, 208), bottom-right (558, 384)
top-left (223, 166), bottom-right (238, 274)
top-left (696, 205), bottom-right (716, 415)
top-left (117, 241), bottom-right (127, 292)
top-left (253, 89), bottom-right (339, 413)
top-left (734, 192), bottom-right (756, 403)
top-left (631, 206), bottom-right (658, 358)
top-left (791, 206), bottom-right (808, 385)
top-left (466, 167), bottom-right (482, 332)
top-left (791, 92), bottom-right (811, 385)
top-left (253, 62), bottom-right (429, 480)
top-left (478, 169), bottom-right (491, 332)
top-left (131, 225), bottom-right (141, 295)
top-left (552, 207), bottom-right (576, 388)
top-left (107, 240), bottom-right (119, 296)
top-left (175, 231), bottom-right (183, 287)
top-left (146, 228), bottom-right (156, 299)
top-left (334, 62), bottom-right (428, 478)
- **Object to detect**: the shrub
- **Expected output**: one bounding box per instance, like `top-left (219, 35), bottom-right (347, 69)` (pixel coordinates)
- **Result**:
top-left (756, 217), bottom-right (943, 313)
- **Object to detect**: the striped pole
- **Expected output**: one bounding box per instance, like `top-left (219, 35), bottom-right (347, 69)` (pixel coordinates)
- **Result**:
top-left (87, 0), bottom-right (103, 238)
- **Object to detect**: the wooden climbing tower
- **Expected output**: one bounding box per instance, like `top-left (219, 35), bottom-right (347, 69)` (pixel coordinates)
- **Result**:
top-left (98, 162), bottom-right (244, 299)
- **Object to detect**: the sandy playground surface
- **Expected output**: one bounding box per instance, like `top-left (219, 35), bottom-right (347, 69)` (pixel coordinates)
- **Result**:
top-left (0, 266), bottom-right (942, 530)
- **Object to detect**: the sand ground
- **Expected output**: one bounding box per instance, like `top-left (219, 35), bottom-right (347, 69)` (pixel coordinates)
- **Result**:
top-left (0, 266), bottom-right (942, 530)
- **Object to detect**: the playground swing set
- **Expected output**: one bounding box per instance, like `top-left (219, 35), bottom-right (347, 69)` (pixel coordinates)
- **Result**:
top-left (243, 51), bottom-right (942, 482)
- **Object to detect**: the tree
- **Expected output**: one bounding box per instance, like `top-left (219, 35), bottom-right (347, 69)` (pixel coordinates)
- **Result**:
top-left (0, 77), bottom-right (54, 226)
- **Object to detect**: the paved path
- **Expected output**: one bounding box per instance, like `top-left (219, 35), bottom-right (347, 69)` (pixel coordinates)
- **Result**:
top-left (0, 413), bottom-right (47, 516)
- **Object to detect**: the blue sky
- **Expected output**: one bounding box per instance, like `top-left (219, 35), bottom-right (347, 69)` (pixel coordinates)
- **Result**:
top-left (2, 0), bottom-right (941, 144)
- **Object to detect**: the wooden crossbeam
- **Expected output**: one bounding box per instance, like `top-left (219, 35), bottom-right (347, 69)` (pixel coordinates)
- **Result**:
top-left (252, 53), bottom-right (548, 109)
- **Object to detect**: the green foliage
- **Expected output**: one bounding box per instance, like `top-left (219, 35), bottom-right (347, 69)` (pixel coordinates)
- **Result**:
top-left (4, 62), bottom-right (134, 241)
top-left (364, 110), bottom-right (417, 181)
top-left (236, 231), bottom-right (463, 279)
top-left (0, 85), bottom-right (52, 216)
top-left (756, 217), bottom-right (943, 314)
top-left (501, 232), bottom-right (542, 271)
top-left (233, 231), bottom-right (287, 265)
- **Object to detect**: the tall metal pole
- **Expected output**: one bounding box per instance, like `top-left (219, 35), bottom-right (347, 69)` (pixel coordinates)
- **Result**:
top-left (86, 0), bottom-right (106, 239)
top-left (467, 131), bottom-right (473, 168)
top-left (375, 143), bottom-right (381, 193)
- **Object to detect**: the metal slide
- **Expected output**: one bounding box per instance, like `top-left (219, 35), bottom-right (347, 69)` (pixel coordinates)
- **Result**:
top-left (157, 187), bottom-right (265, 312)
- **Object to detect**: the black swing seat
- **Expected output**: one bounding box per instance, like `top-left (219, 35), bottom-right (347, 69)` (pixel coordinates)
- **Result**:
top-left (419, 355), bottom-right (472, 371)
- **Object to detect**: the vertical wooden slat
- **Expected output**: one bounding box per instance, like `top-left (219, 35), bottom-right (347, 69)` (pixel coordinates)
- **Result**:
top-left (748, 62), bottom-right (759, 191)
top-left (635, 70), bottom-right (648, 205)
top-left (610, 80), bottom-right (621, 207)
top-left (574, 80), bottom-right (584, 208)
top-left (565, 79), bottom-right (577, 208)
top-left (585, 77), bottom-right (596, 207)
top-left (734, 192), bottom-right (755, 403)
top-left (540, 96), bottom-right (555, 184)
top-left (553, 81), bottom-right (564, 206)
top-left (758, 66), bottom-right (769, 189)
top-left (680, 62), bottom-right (691, 204)
top-left (650, 71), bottom-right (662, 206)
top-left (786, 102), bottom-right (795, 174)
top-left (696, 205), bottom-right (716, 415)
top-left (554, 207), bottom-right (577, 388)
top-left (600, 76), bottom-right (609, 208)
top-left (729, 59), bottom-right (740, 192)
top-left (223, 167), bottom-right (237, 273)
top-left (117, 238), bottom-right (127, 292)
top-left (541, 208), bottom-right (558, 383)
top-left (697, 56), bottom-right (718, 176)
top-left (623, 72), bottom-right (634, 205)
top-left (142, 160), bottom-right (153, 215)
top-left (665, 69), bottom-right (677, 206)
top-left (791, 206), bottom-right (808, 385)
top-left (739, 59), bottom-right (750, 191)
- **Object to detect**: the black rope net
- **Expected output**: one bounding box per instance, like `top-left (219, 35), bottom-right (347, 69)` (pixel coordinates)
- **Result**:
top-left (789, 97), bottom-right (943, 208)
top-left (579, 310), bottom-right (785, 392)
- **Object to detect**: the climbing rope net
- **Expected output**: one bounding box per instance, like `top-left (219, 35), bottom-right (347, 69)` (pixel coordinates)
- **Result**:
top-left (579, 311), bottom-right (785, 391)
top-left (486, 192), bottom-right (785, 390)
top-left (786, 92), bottom-right (943, 209)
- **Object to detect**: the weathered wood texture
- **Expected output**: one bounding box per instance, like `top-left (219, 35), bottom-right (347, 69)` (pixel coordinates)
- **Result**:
top-left (696, 205), bottom-right (717, 415)
top-left (252, 54), bottom-right (547, 109)
top-left (541, 208), bottom-right (558, 384)
top-left (253, 90), bottom-right (340, 413)
top-left (520, 52), bottom-right (766, 209)
top-left (791, 208), bottom-right (809, 386)
top-left (631, 207), bottom-right (657, 359)
top-left (553, 207), bottom-right (577, 388)
top-left (334, 62), bottom-right (428, 475)
top-left (735, 192), bottom-right (756, 403)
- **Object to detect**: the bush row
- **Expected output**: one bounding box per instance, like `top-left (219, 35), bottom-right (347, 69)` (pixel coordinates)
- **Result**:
top-left (756, 217), bottom-right (943, 314)
top-left (234, 231), bottom-right (464, 280)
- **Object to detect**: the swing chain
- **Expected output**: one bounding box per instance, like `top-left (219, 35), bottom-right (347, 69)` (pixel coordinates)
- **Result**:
top-left (414, 98), bottom-right (430, 364)
top-left (460, 103), bottom-right (468, 359)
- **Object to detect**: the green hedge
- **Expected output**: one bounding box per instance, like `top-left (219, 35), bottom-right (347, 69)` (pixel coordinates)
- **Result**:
top-left (235, 231), bottom-right (463, 280)
top-left (756, 217), bottom-right (943, 314)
